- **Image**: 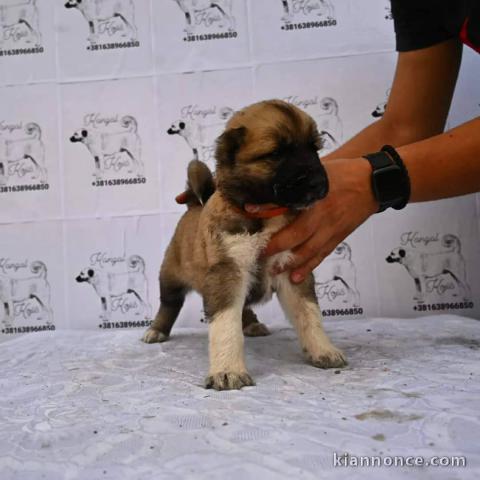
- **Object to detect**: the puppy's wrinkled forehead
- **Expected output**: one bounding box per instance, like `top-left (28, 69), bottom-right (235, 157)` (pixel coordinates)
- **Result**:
top-left (226, 100), bottom-right (318, 160)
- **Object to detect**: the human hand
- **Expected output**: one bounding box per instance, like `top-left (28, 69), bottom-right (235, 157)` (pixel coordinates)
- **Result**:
top-left (175, 191), bottom-right (189, 204)
top-left (252, 157), bottom-right (378, 283)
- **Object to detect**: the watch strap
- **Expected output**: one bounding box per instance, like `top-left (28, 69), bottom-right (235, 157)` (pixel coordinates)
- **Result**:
top-left (381, 145), bottom-right (410, 210)
top-left (363, 145), bottom-right (411, 213)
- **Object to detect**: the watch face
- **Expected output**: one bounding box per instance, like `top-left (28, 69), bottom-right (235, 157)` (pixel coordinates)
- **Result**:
top-left (373, 165), bottom-right (404, 203)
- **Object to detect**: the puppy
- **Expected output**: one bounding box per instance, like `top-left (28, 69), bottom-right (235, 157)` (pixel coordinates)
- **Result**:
top-left (142, 99), bottom-right (347, 390)
top-left (76, 255), bottom-right (151, 322)
top-left (386, 234), bottom-right (471, 303)
top-left (70, 116), bottom-right (143, 180)
top-left (64, 0), bottom-right (137, 44)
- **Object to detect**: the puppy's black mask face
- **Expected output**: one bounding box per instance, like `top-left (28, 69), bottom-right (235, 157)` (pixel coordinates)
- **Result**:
top-left (215, 100), bottom-right (328, 210)
top-left (386, 248), bottom-right (406, 263)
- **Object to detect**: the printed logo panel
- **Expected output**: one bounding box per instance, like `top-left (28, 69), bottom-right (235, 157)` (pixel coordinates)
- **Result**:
top-left (0, 84), bottom-right (61, 222)
top-left (157, 68), bottom-right (254, 211)
top-left (69, 114), bottom-right (145, 186)
top-left (153, 0), bottom-right (250, 73)
top-left (385, 232), bottom-right (474, 311)
top-left (61, 77), bottom-right (159, 217)
top-left (250, 0), bottom-right (395, 64)
top-left (65, 216), bottom-right (167, 331)
top-left (0, 121), bottom-right (49, 189)
top-left (75, 252), bottom-right (152, 328)
top-left (279, 0), bottom-right (338, 31)
top-left (374, 197), bottom-right (480, 319)
top-left (167, 104), bottom-right (235, 170)
top-left (63, 0), bottom-right (139, 51)
top-left (173, 0), bottom-right (238, 40)
top-left (314, 242), bottom-right (365, 318)
top-left (0, 221), bottom-right (65, 338)
top-left (0, 258), bottom-right (54, 333)
top-left (0, 1), bottom-right (56, 87)
top-left (57, 0), bottom-right (153, 81)
top-left (0, 0), bottom-right (43, 56)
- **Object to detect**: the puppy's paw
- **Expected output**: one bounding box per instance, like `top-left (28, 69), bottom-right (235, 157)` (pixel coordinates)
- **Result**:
top-left (307, 347), bottom-right (348, 369)
top-left (243, 322), bottom-right (271, 337)
top-left (205, 371), bottom-right (255, 391)
top-left (141, 328), bottom-right (168, 344)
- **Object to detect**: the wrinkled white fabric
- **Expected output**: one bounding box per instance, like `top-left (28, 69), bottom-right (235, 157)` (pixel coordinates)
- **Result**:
top-left (0, 315), bottom-right (479, 480)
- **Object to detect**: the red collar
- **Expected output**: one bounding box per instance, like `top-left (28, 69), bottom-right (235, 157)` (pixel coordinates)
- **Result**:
top-left (222, 194), bottom-right (289, 219)
top-left (460, 18), bottom-right (480, 54)
top-left (232, 205), bottom-right (289, 219)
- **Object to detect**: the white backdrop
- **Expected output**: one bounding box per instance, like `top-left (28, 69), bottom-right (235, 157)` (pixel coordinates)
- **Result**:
top-left (0, 0), bottom-right (479, 340)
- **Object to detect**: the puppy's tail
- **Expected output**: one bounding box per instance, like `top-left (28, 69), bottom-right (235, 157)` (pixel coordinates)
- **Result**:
top-left (442, 234), bottom-right (461, 253)
top-left (30, 261), bottom-right (47, 279)
top-left (128, 255), bottom-right (145, 273)
top-left (121, 115), bottom-right (138, 133)
top-left (25, 122), bottom-right (42, 139)
top-left (185, 160), bottom-right (215, 206)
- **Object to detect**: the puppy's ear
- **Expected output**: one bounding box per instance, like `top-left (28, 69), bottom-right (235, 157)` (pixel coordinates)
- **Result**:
top-left (215, 126), bottom-right (247, 165)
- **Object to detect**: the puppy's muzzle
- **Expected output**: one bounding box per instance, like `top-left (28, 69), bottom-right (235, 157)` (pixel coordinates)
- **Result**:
top-left (385, 255), bottom-right (397, 263)
top-left (273, 148), bottom-right (329, 208)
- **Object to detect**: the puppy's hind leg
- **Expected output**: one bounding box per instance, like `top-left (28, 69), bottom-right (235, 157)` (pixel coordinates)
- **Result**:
top-left (242, 307), bottom-right (270, 337)
top-left (142, 274), bottom-right (188, 344)
top-left (276, 273), bottom-right (347, 369)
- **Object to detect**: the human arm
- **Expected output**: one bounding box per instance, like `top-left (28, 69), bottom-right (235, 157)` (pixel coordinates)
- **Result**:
top-left (259, 39), bottom-right (470, 282)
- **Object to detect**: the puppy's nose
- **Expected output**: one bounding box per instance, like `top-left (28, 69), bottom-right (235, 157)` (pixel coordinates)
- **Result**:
top-left (307, 172), bottom-right (328, 198)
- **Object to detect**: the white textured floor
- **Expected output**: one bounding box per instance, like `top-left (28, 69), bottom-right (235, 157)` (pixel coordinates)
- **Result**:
top-left (1, 315), bottom-right (479, 480)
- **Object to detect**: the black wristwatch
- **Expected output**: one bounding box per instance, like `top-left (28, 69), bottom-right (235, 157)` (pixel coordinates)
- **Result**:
top-left (363, 145), bottom-right (411, 213)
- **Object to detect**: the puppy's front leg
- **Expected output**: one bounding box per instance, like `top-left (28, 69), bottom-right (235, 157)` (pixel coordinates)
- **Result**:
top-left (276, 273), bottom-right (347, 369)
top-left (203, 260), bottom-right (254, 390)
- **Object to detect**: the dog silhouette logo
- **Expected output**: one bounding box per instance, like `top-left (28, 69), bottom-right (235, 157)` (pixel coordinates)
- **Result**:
top-left (386, 234), bottom-right (472, 303)
top-left (372, 89), bottom-right (390, 118)
top-left (167, 106), bottom-right (234, 169)
top-left (315, 242), bottom-right (361, 306)
top-left (384, 4), bottom-right (393, 20)
top-left (0, 0), bottom-right (42, 51)
top-left (314, 97), bottom-right (342, 153)
top-left (64, 0), bottom-right (138, 47)
top-left (0, 260), bottom-right (53, 329)
top-left (76, 254), bottom-right (152, 324)
top-left (70, 114), bottom-right (144, 182)
top-left (173, 0), bottom-right (236, 35)
top-left (0, 122), bottom-right (47, 186)
top-left (284, 95), bottom-right (343, 154)
top-left (280, 0), bottom-right (336, 24)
